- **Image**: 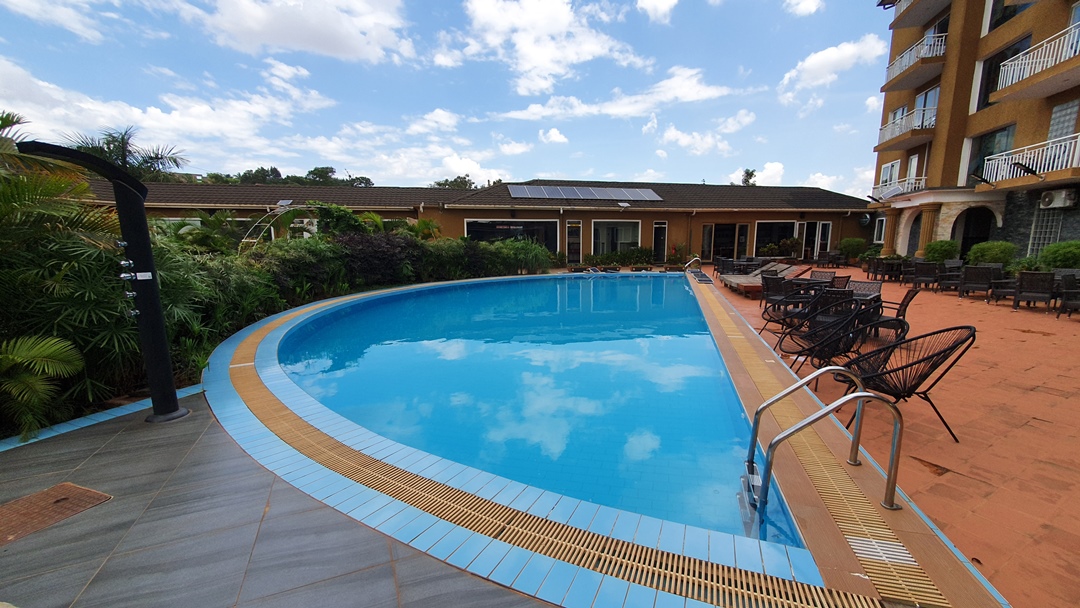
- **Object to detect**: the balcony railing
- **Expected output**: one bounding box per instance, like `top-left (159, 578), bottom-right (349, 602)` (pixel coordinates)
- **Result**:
top-left (885, 34), bottom-right (947, 84)
top-left (891, 0), bottom-right (914, 17)
top-left (878, 107), bottom-right (937, 145)
top-left (998, 22), bottom-right (1080, 90)
top-left (872, 177), bottom-right (926, 199)
top-left (982, 133), bottom-right (1080, 182)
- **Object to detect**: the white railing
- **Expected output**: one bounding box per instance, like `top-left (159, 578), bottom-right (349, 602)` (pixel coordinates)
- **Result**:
top-left (878, 107), bottom-right (937, 144)
top-left (981, 133), bottom-right (1080, 182)
top-left (998, 22), bottom-right (1080, 90)
top-left (872, 177), bottom-right (926, 199)
top-left (885, 34), bottom-right (947, 83)
top-left (892, 0), bottom-right (914, 18)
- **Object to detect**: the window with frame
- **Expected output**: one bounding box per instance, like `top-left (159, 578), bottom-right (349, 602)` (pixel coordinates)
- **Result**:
top-left (873, 217), bottom-right (887, 244)
top-left (914, 86), bottom-right (940, 129)
top-left (967, 125), bottom-right (1016, 186)
top-left (879, 160), bottom-right (901, 185)
top-left (753, 221), bottom-right (796, 256)
top-left (989, 0), bottom-right (1030, 32)
top-left (977, 37), bottom-right (1031, 110)
top-left (592, 220), bottom-right (640, 255)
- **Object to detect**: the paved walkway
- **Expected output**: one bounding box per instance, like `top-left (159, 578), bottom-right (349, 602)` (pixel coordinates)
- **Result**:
top-left (2, 270), bottom-right (1078, 607)
top-left (0, 393), bottom-right (549, 608)
top-left (719, 268), bottom-right (1080, 608)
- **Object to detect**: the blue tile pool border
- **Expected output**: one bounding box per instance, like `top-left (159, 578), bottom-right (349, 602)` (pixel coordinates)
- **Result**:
top-left (200, 277), bottom-right (825, 608)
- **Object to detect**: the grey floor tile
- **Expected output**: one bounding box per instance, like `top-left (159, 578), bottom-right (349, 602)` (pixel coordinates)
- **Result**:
top-left (262, 478), bottom-right (325, 520)
top-left (0, 471), bottom-right (72, 504)
top-left (395, 554), bottom-right (553, 608)
top-left (238, 507), bottom-right (395, 603)
top-left (0, 492), bottom-right (155, 585)
top-left (115, 472), bottom-right (274, 553)
top-left (73, 521), bottom-right (260, 608)
top-left (0, 558), bottom-right (103, 608)
top-left (236, 564), bottom-right (399, 608)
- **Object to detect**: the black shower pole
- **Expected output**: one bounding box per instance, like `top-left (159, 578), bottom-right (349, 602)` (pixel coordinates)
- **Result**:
top-left (16, 141), bottom-right (188, 423)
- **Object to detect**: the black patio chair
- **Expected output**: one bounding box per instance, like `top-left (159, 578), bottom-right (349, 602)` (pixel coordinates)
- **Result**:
top-left (1012, 271), bottom-right (1056, 311)
top-left (775, 299), bottom-right (863, 372)
top-left (813, 317), bottom-right (910, 370)
top-left (809, 270), bottom-right (836, 282)
top-left (759, 285), bottom-right (822, 342)
top-left (938, 260), bottom-right (963, 292)
top-left (760, 274), bottom-right (787, 308)
top-left (911, 262), bottom-right (940, 292)
top-left (841, 325), bottom-right (977, 442)
top-left (958, 265), bottom-right (994, 302)
top-left (1058, 273), bottom-right (1080, 319)
top-left (830, 274), bottom-right (852, 289)
top-left (849, 279), bottom-right (883, 302)
top-left (870, 288), bottom-right (919, 331)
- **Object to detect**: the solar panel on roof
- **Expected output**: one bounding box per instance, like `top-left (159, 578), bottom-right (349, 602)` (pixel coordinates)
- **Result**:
top-left (578, 188), bottom-right (600, 199)
top-left (525, 185), bottom-right (547, 197)
top-left (508, 185), bottom-right (529, 197)
top-left (505, 185), bottom-right (662, 201)
top-left (557, 187), bottom-right (581, 199)
top-left (542, 186), bottom-right (563, 198)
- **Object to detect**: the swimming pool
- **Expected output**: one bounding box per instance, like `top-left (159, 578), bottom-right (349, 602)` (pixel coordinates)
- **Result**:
top-left (278, 274), bottom-right (802, 546)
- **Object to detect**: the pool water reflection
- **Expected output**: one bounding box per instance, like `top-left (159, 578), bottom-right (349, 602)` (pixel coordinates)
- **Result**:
top-left (279, 275), bottom-right (802, 546)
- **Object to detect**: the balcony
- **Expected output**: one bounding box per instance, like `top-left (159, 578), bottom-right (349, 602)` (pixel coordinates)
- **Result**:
top-left (882, 34), bottom-right (947, 93)
top-left (872, 177), bottom-right (927, 200)
top-left (875, 107), bottom-right (937, 152)
top-left (889, 0), bottom-right (950, 30)
top-left (979, 133), bottom-right (1080, 191)
top-left (991, 22), bottom-right (1080, 103)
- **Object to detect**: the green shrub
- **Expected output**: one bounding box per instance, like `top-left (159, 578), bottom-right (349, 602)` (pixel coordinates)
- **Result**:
top-left (1007, 255), bottom-right (1041, 274)
top-left (965, 241), bottom-right (1017, 265)
top-left (417, 238), bottom-right (467, 282)
top-left (251, 236), bottom-right (349, 305)
top-left (778, 238), bottom-right (803, 257)
top-left (336, 231), bottom-right (420, 288)
top-left (490, 239), bottom-right (552, 274)
top-left (923, 239), bottom-right (960, 263)
top-left (857, 244), bottom-right (882, 262)
top-left (757, 243), bottom-right (780, 256)
top-left (837, 238), bottom-right (867, 260)
top-left (1037, 240), bottom-right (1080, 269)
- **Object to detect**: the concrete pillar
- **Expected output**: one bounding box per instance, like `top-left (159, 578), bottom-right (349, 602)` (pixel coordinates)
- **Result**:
top-left (881, 206), bottom-right (902, 256)
top-left (914, 202), bottom-right (942, 258)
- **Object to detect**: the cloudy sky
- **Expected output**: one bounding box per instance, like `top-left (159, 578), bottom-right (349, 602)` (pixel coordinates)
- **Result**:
top-left (0, 0), bottom-right (892, 194)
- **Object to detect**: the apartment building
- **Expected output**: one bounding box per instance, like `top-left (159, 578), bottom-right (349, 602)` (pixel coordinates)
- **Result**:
top-left (872, 0), bottom-right (1080, 258)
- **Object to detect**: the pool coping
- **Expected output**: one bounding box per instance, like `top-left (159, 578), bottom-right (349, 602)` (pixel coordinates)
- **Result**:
top-left (204, 275), bottom-right (845, 608)
top-left (199, 273), bottom-right (1009, 607)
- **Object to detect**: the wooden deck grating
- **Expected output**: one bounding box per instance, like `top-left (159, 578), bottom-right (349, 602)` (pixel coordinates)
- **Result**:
top-left (226, 296), bottom-right (885, 608)
top-left (693, 282), bottom-right (951, 607)
top-left (0, 482), bottom-right (112, 547)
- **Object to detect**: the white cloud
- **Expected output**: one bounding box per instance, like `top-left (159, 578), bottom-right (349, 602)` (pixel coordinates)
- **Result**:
top-left (661, 124), bottom-right (732, 156)
top-left (783, 0), bottom-right (824, 16)
top-left (497, 136), bottom-right (533, 155)
top-left (779, 34), bottom-right (887, 95)
top-left (260, 59), bottom-right (334, 112)
top-left (501, 66), bottom-right (738, 120)
top-left (623, 430), bottom-right (661, 461)
top-left (633, 168), bottom-right (665, 182)
top-left (796, 94), bottom-right (824, 118)
top-left (642, 112), bottom-right (658, 134)
top-left (177, 0), bottom-right (416, 63)
top-left (637, 0), bottom-right (679, 24)
top-left (0, 0), bottom-right (108, 43)
top-left (406, 108), bottom-right (461, 135)
top-left (453, 0), bottom-right (652, 95)
top-left (802, 172), bottom-right (840, 190)
top-left (539, 127), bottom-right (568, 143)
top-left (716, 109), bottom-right (755, 133)
top-left (655, 149), bottom-right (667, 159)
top-left (844, 164), bottom-right (877, 197)
top-left (757, 162), bottom-right (785, 186)
top-left (833, 123), bottom-right (856, 134)
top-left (865, 95), bottom-right (882, 113)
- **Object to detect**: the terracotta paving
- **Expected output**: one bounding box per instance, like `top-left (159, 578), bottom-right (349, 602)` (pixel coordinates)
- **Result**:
top-left (713, 266), bottom-right (1080, 608)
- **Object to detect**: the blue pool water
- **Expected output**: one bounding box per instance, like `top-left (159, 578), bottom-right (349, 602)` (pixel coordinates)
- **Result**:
top-left (279, 274), bottom-right (802, 546)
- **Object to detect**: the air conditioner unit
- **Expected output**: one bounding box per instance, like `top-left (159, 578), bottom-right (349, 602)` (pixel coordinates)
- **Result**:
top-left (1039, 189), bottom-right (1077, 209)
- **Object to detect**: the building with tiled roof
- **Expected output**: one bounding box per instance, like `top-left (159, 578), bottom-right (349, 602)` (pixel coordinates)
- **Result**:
top-left (87, 178), bottom-right (872, 264)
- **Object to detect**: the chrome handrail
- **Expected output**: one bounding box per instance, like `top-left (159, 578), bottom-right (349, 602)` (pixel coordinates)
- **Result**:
top-left (745, 367), bottom-right (906, 512)
top-left (684, 256), bottom-right (701, 270)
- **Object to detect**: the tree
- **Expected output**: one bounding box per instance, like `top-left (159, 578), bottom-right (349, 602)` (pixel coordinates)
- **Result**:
top-left (738, 168), bottom-right (757, 186)
top-left (64, 126), bottom-right (188, 182)
top-left (305, 166), bottom-right (337, 185)
top-left (431, 174), bottom-right (478, 189)
top-left (239, 166), bottom-right (282, 184)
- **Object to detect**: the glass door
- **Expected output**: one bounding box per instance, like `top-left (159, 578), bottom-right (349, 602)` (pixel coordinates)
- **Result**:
top-left (653, 221), bottom-right (668, 263)
top-left (566, 220), bottom-right (582, 265)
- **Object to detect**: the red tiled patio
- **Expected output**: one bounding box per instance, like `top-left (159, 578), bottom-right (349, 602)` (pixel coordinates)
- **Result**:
top-left (716, 265), bottom-right (1080, 608)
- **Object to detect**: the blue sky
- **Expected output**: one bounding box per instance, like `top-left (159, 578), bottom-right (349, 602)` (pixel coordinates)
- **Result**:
top-left (0, 0), bottom-right (892, 194)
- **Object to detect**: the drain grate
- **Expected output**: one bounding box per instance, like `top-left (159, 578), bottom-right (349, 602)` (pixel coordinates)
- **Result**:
top-left (228, 305), bottom-right (885, 608)
top-left (0, 483), bottom-right (112, 546)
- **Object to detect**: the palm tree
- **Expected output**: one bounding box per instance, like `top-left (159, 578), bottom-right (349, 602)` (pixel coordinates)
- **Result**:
top-left (64, 125), bottom-right (187, 182)
top-left (0, 335), bottom-right (84, 441)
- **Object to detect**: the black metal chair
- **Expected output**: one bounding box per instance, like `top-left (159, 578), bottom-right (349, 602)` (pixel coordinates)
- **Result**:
top-left (759, 285), bottom-right (821, 342)
top-left (938, 259), bottom-right (963, 292)
top-left (871, 288), bottom-right (919, 332)
top-left (813, 317), bottom-right (910, 370)
top-left (911, 262), bottom-right (940, 292)
top-left (1058, 273), bottom-right (1080, 319)
top-left (809, 270), bottom-right (836, 282)
top-left (760, 274), bottom-right (787, 308)
top-left (842, 326), bottom-right (977, 442)
top-left (849, 279), bottom-right (882, 301)
top-left (830, 274), bottom-right (851, 289)
top-left (1012, 271), bottom-right (1056, 311)
top-left (958, 265), bottom-right (994, 302)
top-left (775, 299), bottom-right (863, 372)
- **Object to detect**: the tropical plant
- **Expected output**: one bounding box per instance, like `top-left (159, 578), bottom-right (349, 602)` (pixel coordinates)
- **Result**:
top-left (778, 237), bottom-right (802, 257)
top-left (966, 240), bottom-right (1017, 265)
top-left (923, 239), bottom-right (960, 263)
top-left (837, 237), bottom-right (868, 261)
top-left (1037, 240), bottom-right (1080, 269)
top-left (0, 336), bottom-right (84, 440)
top-left (64, 126), bottom-right (188, 182)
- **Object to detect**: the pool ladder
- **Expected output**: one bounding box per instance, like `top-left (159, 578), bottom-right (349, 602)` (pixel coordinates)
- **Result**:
top-left (741, 366), bottom-right (905, 515)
